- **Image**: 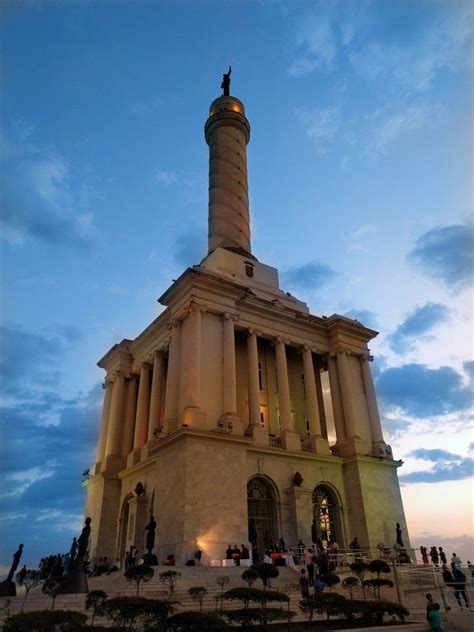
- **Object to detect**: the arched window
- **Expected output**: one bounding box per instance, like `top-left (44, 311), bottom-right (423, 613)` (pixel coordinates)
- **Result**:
top-left (247, 477), bottom-right (276, 552)
top-left (312, 485), bottom-right (341, 544)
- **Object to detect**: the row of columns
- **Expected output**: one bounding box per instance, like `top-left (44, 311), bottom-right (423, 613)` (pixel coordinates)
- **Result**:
top-left (96, 311), bottom-right (385, 466)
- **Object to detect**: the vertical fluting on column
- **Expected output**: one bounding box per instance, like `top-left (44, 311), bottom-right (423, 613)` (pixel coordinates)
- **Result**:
top-left (184, 304), bottom-right (202, 410)
top-left (247, 330), bottom-right (260, 427)
top-left (327, 356), bottom-right (346, 442)
top-left (275, 338), bottom-right (293, 432)
top-left (222, 313), bottom-right (237, 416)
top-left (105, 371), bottom-right (125, 457)
top-left (148, 352), bottom-right (164, 441)
top-left (133, 363), bottom-right (151, 449)
top-left (360, 355), bottom-right (384, 443)
top-left (205, 96), bottom-right (252, 256)
top-left (96, 378), bottom-right (113, 463)
top-left (122, 374), bottom-right (138, 455)
top-left (302, 346), bottom-right (322, 437)
top-left (163, 320), bottom-right (181, 429)
top-left (336, 350), bottom-right (359, 438)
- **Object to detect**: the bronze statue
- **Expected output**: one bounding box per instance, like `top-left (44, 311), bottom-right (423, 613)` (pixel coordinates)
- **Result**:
top-left (76, 517), bottom-right (91, 563)
top-left (396, 522), bottom-right (404, 547)
top-left (221, 66), bottom-right (231, 96)
top-left (6, 544), bottom-right (23, 583)
top-left (69, 537), bottom-right (78, 560)
top-left (145, 516), bottom-right (157, 554)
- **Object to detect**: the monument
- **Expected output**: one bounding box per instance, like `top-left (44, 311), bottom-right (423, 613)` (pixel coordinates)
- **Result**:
top-left (84, 71), bottom-right (411, 564)
top-left (0, 544), bottom-right (23, 597)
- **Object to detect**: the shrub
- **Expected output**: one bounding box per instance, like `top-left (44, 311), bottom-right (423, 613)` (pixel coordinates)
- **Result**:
top-left (167, 611), bottom-right (229, 631)
top-left (41, 578), bottom-right (63, 611)
top-left (249, 562), bottom-right (279, 588)
top-left (341, 575), bottom-right (359, 599)
top-left (124, 565), bottom-right (154, 597)
top-left (224, 607), bottom-right (291, 628)
top-left (158, 570), bottom-right (181, 595)
top-left (320, 572), bottom-right (340, 592)
top-left (364, 577), bottom-right (394, 599)
top-left (368, 559), bottom-right (391, 577)
top-left (104, 596), bottom-right (153, 630)
top-left (215, 575), bottom-right (229, 612)
top-left (349, 562), bottom-right (370, 599)
top-left (188, 586), bottom-right (208, 613)
top-left (142, 599), bottom-right (175, 631)
top-left (305, 593), bottom-right (348, 621)
top-left (241, 567), bottom-right (259, 587)
top-left (16, 570), bottom-right (41, 613)
top-left (3, 609), bottom-right (87, 631)
top-left (85, 590), bottom-right (108, 624)
top-left (367, 600), bottom-right (409, 625)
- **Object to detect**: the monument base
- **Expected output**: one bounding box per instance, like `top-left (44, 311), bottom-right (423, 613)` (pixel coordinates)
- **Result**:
top-left (61, 568), bottom-right (89, 594)
top-left (0, 581), bottom-right (16, 597)
top-left (142, 553), bottom-right (158, 566)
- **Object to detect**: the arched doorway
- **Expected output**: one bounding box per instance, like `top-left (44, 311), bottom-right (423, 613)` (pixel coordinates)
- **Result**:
top-left (117, 494), bottom-right (133, 562)
top-left (312, 485), bottom-right (342, 545)
top-left (247, 477), bottom-right (277, 552)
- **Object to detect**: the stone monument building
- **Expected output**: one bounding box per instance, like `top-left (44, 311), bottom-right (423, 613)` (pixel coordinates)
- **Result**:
top-left (85, 84), bottom-right (410, 564)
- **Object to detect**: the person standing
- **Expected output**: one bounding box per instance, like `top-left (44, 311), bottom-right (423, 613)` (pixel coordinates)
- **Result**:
top-left (451, 553), bottom-right (462, 570)
top-left (304, 548), bottom-right (315, 585)
top-left (427, 603), bottom-right (443, 632)
top-left (429, 546), bottom-right (439, 566)
top-left (299, 568), bottom-right (310, 598)
top-left (452, 566), bottom-right (469, 609)
top-left (438, 547), bottom-right (447, 565)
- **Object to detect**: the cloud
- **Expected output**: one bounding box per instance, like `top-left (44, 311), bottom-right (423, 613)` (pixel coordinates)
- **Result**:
top-left (154, 170), bottom-right (177, 186)
top-left (282, 262), bottom-right (338, 291)
top-left (130, 96), bottom-right (162, 117)
top-left (400, 448), bottom-right (474, 483)
top-left (0, 131), bottom-right (96, 248)
top-left (388, 302), bottom-right (451, 353)
top-left (289, 9), bottom-right (336, 75)
top-left (376, 363), bottom-right (472, 417)
top-left (295, 106), bottom-right (341, 151)
top-left (408, 222), bottom-right (474, 291)
top-left (410, 533), bottom-right (473, 563)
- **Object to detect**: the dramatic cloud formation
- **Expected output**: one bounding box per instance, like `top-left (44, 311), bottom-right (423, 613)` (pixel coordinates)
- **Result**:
top-left (388, 303), bottom-right (451, 353)
top-left (376, 363), bottom-right (472, 417)
top-left (281, 262), bottom-right (338, 291)
top-left (408, 222), bottom-right (474, 291)
top-left (0, 131), bottom-right (96, 248)
top-left (400, 448), bottom-right (474, 483)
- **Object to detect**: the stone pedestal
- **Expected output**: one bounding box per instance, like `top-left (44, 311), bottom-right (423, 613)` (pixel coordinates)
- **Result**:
top-left (61, 568), bottom-right (89, 594)
top-left (219, 413), bottom-right (243, 435)
top-left (334, 436), bottom-right (369, 457)
top-left (142, 553), bottom-right (158, 566)
top-left (247, 425), bottom-right (269, 446)
top-left (180, 406), bottom-right (207, 427)
top-left (310, 435), bottom-right (331, 455)
top-left (0, 581), bottom-right (16, 597)
top-left (279, 430), bottom-right (301, 452)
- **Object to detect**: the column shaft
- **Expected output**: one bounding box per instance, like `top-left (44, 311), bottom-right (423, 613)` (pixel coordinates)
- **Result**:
top-left (96, 379), bottom-right (113, 463)
top-left (336, 351), bottom-right (358, 438)
top-left (184, 307), bottom-right (202, 408)
top-left (275, 338), bottom-right (293, 432)
top-left (223, 314), bottom-right (237, 414)
top-left (247, 331), bottom-right (260, 426)
top-left (327, 356), bottom-right (346, 442)
top-left (105, 371), bottom-right (125, 457)
top-left (122, 375), bottom-right (138, 455)
top-left (302, 347), bottom-right (322, 436)
top-left (361, 357), bottom-right (384, 443)
top-left (134, 363), bottom-right (150, 449)
top-left (148, 353), bottom-right (164, 440)
top-left (163, 321), bottom-right (181, 424)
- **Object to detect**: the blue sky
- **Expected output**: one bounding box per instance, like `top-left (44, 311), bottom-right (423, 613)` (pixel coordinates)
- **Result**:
top-left (1, 0), bottom-right (473, 571)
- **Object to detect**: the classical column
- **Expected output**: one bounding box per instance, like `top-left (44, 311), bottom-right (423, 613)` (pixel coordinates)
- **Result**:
top-left (133, 363), bottom-right (151, 449)
top-left (148, 352), bottom-right (164, 441)
top-left (105, 371), bottom-right (125, 457)
top-left (247, 329), bottom-right (260, 427)
top-left (275, 338), bottom-right (293, 431)
top-left (336, 350), bottom-right (358, 438)
top-left (327, 355), bottom-right (346, 443)
top-left (163, 320), bottom-right (181, 431)
top-left (360, 356), bottom-right (385, 443)
top-left (302, 346), bottom-right (322, 436)
top-left (184, 304), bottom-right (202, 410)
top-left (122, 374), bottom-right (138, 455)
top-left (222, 313), bottom-right (237, 416)
top-left (96, 378), bottom-right (113, 464)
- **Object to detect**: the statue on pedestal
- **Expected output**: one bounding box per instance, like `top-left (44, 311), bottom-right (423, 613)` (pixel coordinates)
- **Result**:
top-left (0, 544), bottom-right (23, 596)
top-left (62, 518), bottom-right (91, 595)
top-left (221, 66), bottom-right (231, 96)
top-left (142, 516), bottom-right (158, 566)
top-left (395, 522), bottom-right (404, 547)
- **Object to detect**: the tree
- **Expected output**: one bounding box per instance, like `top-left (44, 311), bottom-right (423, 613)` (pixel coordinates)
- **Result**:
top-left (215, 576), bottom-right (229, 612)
top-left (241, 568), bottom-right (259, 588)
top-left (16, 570), bottom-right (41, 613)
top-left (3, 610), bottom-right (88, 631)
top-left (223, 587), bottom-right (290, 630)
top-left (158, 570), bottom-right (181, 596)
top-left (367, 559), bottom-right (392, 599)
top-left (42, 578), bottom-right (63, 611)
top-left (105, 596), bottom-right (152, 631)
top-left (341, 576), bottom-right (359, 600)
top-left (188, 586), bottom-right (208, 613)
top-left (349, 561), bottom-right (370, 599)
top-left (364, 578), bottom-right (394, 600)
top-left (321, 573), bottom-right (340, 593)
top-left (249, 563), bottom-right (279, 589)
top-left (85, 590), bottom-right (108, 624)
top-left (143, 599), bottom-right (175, 631)
top-left (167, 611), bottom-right (229, 631)
top-left (125, 565), bottom-right (154, 597)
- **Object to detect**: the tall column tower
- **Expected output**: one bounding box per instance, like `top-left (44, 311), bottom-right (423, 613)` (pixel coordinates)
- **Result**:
top-left (204, 95), bottom-right (253, 258)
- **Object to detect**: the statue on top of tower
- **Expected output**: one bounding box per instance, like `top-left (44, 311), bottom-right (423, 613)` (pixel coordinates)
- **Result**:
top-left (221, 66), bottom-right (231, 96)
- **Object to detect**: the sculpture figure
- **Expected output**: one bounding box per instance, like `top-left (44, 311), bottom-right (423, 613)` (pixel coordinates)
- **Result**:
top-left (76, 517), bottom-right (92, 563)
top-left (311, 518), bottom-right (318, 544)
top-left (396, 522), bottom-right (404, 547)
top-left (221, 66), bottom-right (231, 96)
top-left (69, 537), bottom-right (78, 560)
top-left (145, 516), bottom-right (157, 553)
top-left (6, 544), bottom-right (23, 583)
